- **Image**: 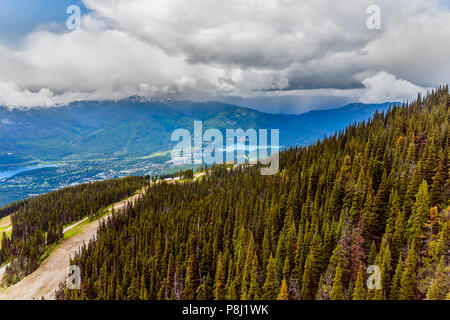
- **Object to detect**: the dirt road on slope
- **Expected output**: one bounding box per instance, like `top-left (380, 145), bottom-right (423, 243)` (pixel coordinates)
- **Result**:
top-left (193, 172), bottom-right (206, 181)
top-left (0, 190), bottom-right (145, 300)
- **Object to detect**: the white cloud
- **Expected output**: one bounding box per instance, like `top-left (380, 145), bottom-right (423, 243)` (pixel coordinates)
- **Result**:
top-left (0, 15), bottom-right (229, 107)
top-left (0, 0), bottom-right (448, 108)
top-left (360, 72), bottom-right (427, 103)
top-left (364, 9), bottom-right (450, 87)
top-left (0, 82), bottom-right (57, 108)
top-left (83, 0), bottom-right (450, 86)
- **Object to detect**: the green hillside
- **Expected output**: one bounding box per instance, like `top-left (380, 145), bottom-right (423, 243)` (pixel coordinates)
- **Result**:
top-left (0, 176), bottom-right (147, 284)
top-left (0, 100), bottom-right (393, 206)
top-left (0, 100), bottom-right (393, 166)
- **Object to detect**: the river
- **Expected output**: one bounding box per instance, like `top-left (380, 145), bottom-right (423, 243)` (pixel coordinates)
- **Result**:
top-left (0, 164), bottom-right (58, 180)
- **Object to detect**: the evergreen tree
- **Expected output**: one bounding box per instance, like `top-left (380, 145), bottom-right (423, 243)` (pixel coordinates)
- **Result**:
top-left (425, 257), bottom-right (450, 300)
top-left (330, 263), bottom-right (345, 300)
top-left (277, 279), bottom-right (289, 300)
top-left (389, 257), bottom-right (403, 300)
top-left (214, 252), bottom-right (226, 300)
top-left (262, 256), bottom-right (279, 300)
top-left (399, 244), bottom-right (417, 300)
top-left (431, 150), bottom-right (447, 206)
top-left (353, 264), bottom-right (366, 300)
top-left (408, 180), bottom-right (430, 246)
top-left (301, 230), bottom-right (323, 300)
top-left (248, 253), bottom-right (260, 300)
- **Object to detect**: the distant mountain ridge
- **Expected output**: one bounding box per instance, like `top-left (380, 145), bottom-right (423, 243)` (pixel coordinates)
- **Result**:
top-left (0, 99), bottom-right (396, 169)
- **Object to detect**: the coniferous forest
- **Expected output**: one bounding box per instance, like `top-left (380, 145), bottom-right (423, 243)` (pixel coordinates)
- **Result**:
top-left (0, 176), bottom-right (147, 285)
top-left (54, 87), bottom-right (449, 300)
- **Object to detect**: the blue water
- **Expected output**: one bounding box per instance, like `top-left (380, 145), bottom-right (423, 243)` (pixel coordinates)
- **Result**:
top-left (0, 164), bottom-right (58, 180)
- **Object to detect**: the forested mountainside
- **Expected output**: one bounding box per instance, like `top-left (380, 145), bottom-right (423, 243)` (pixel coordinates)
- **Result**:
top-left (0, 176), bottom-right (147, 285)
top-left (58, 87), bottom-right (449, 300)
top-left (0, 100), bottom-right (392, 165)
top-left (0, 100), bottom-right (393, 208)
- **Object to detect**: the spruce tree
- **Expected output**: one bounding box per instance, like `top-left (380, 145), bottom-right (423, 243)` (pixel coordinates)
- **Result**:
top-left (277, 279), bottom-right (289, 300)
top-left (408, 180), bottom-right (430, 246)
top-left (214, 252), bottom-right (226, 300)
top-left (300, 230), bottom-right (323, 300)
top-left (352, 264), bottom-right (366, 300)
top-left (262, 255), bottom-right (279, 300)
top-left (389, 256), bottom-right (403, 300)
top-left (425, 257), bottom-right (450, 300)
top-left (431, 150), bottom-right (447, 206)
top-left (330, 263), bottom-right (345, 300)
top-left (399, 244), bottom-right (417, 300)
top-left (248, 253), bottom-right (260, 300)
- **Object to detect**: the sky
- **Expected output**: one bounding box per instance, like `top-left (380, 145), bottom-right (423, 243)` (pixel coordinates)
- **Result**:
top-left (0, 0), bottom-right (88, 46)
top-left (0, 0), bottom-right (449, 113)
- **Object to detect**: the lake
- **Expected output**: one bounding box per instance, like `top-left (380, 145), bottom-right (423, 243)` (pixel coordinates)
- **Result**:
top-left (0, 164), bottom-right (58, 180)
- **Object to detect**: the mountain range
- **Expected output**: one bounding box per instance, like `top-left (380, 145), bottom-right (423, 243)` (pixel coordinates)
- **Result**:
top-left (0, 98), bottom-right (396, 206)
top-left (0, 99), bottom-right (395, 170)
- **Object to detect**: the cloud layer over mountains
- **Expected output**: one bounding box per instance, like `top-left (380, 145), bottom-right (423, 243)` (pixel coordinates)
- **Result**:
top-left (0, 0), bottom-right (449, 110)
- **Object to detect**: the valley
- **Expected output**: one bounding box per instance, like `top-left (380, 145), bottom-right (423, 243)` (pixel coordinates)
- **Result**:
top-left (0, 100), bottom-right (394, 206)
top-left (0, 151), bottom-right (175, 206)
